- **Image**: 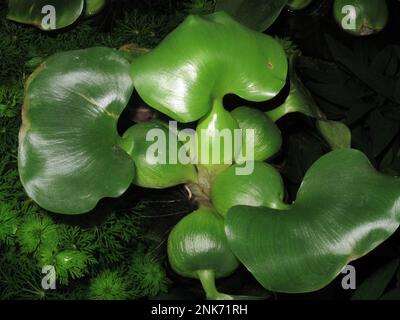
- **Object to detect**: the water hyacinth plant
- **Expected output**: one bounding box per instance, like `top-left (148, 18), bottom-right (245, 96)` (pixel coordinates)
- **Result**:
top-left (5, 0), bottom-right (400, 300)
top-left (0, 0), bottom-right (400, 300)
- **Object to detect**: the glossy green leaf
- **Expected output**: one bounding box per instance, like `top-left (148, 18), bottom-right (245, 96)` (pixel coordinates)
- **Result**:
top-left (84, 0), bottom-right (106, 16)
top-left (267, 55), bottom-right (323, 122)
top-left (18, 47), bottom-right (135, 214)
top-left (168, 206), bottom-right (239, 280)
top-left (225, 149), bottom-right (400, 293)
top-left (211, 162), bottom-right (287, 216)
top-left (131, 12), bottom-right (288, 123)
top-left (231, 106), bottom-right (282, 162)
top-left (120, 120), bottom-right (197, 189)
top-left (352, 259), bottom-right (399, 300)
top-left (215, 0), bottom-right (288, 32)
top-left (316, 120), bottom-right (351, 150)
top-left (168, 207), bottom-right (241, 300)
top-left (7, 0), bottom-right (84, 30)
top-left (196, 100), bottom-right (239, 169)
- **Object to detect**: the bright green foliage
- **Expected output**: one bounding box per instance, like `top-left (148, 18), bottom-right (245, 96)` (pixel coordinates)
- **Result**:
top-left (17, 214), bottom-right (59, 255)
top-left (131, 11), bottom-right (288, 123)
top-left (196, 100), bottom-right (239, 168)
top-left (86, 207), bottom-right (143, 266)
top-left (18, 47), bottom-right (135, 214)
top-left (167, 207), bottom-right (239, 299)
top-left (168, 207), bottom-right (239, 279)
top-left (211, 162), bottom-right (287, 216)
top-left (120, 121), bottom-right (197, 188)
top-left (4, 3), bottom-right (400, 301)
top-left (55, 250), bottom-right (95, 284)
top-left (226, 149), bottom-right (400, 293)
top-left (58, 225), bottom-right (97, 255)
top-left (88, 270), bottom-right (130, 300)
top-left (0, 5), bottom-right (177, 300)
top-left (231, 106), bottom-right (282, 162)
top-left (128, 253), bottom-right (170, 298)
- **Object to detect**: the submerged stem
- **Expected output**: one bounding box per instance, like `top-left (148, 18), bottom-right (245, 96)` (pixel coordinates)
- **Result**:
top-left (197, 269), bottom-right (269, 300)
top-left (197, 270), bottom-right (233, 300)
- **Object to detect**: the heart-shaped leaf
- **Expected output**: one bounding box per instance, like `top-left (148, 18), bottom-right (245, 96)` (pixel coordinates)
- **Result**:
top-left (225, 149), bottom-right (400, 293)
top-left (18, 47), bottom-right (135, 214)
top-left (7, 0), bottom-right (84, 30)
top-left (131, 12), bottom-right (288, 123)
top-left (215, 0), bottom-right (288, 32)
